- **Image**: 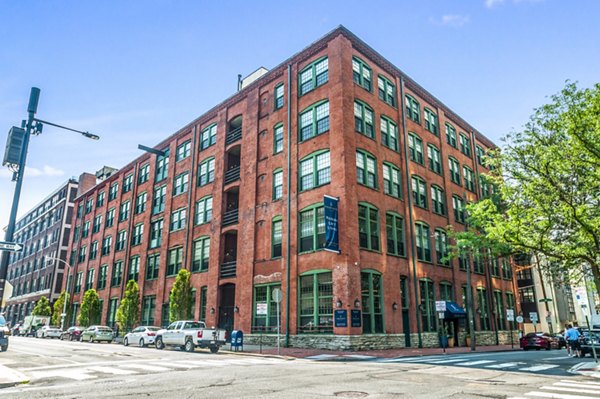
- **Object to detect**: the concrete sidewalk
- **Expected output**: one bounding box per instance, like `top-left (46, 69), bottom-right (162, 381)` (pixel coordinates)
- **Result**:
top-left (222, 343), bottom-right (522, 360)
top-left (0, 364), bottom-right (29, 389)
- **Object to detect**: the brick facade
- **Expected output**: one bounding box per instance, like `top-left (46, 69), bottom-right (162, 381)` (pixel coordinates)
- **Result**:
top-left (65, 26), bottom-right (518, 349)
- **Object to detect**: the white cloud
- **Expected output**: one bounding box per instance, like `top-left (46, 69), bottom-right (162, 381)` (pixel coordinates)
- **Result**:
top-left (486, 0), bottom-right (544, 8)
top-left (0, 165), bottom-right (65, 179)
top-left (432, 14), bottom-right (470, 27)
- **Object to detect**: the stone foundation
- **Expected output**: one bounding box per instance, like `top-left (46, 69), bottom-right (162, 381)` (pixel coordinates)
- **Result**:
top-left (244, 330), bottom-right (519, 350)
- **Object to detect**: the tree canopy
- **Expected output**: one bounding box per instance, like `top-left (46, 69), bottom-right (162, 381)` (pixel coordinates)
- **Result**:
top-left (78, 289), bottom-right (101, 327)
top-left (32, 296), bottom-right (52, 317)
top-left (466, 82), bottom-right (600, 294)
top-left (169, 269), bottom-right (193, 322)
top-left (117, 280), bottom-right (140, 333)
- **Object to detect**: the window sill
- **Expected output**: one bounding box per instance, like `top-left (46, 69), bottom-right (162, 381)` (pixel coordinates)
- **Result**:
top-left (386, 252), bottom-right (407, 259)
top-left (359, 248), bottom-right (382, 254)
top-left (357, 183), bottom-right (378, 192)
top-left (298, 129), bottom-right (330, 144)
top-left (299, 181), bottom-right (331, 193)
top-left (384, 193), bottom-right (403, 201)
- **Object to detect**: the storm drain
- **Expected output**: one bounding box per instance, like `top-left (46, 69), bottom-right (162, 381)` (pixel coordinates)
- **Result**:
top-left (334, 391), bottom-right (369, 398)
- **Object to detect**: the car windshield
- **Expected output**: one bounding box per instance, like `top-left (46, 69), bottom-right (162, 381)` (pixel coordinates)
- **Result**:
top-left (184, 322), bottom-right (201, 329)
top-left (147, 327), bottom-right (160, 331)
top-left (98, 328), bottom-right (113, 333)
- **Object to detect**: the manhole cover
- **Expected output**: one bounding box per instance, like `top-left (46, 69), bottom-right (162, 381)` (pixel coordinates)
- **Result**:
top-left (334, 391), bottom-right (369, 398)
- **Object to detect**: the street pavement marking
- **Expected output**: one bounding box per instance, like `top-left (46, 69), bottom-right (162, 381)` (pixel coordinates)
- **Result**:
top-left (306, 354), bottom-right (339, 360)
top-left (30, 369), bottom-right (96, 381)
top-left (119, 363), bottom-right (172, 372)
top-left (427, 358), bottom-right (470, 364)
top-left (528, 391), bottom-right (600, 398)
top-left (518, 364), bottom-right (559, 372)
top-left (553, 382), bottom-right (600, 390)
top-left (541, 385), bottom-right (600, 394)
top-left (86, 366), bottom-right (138, 375)
top-left (542, 356), bottom-right (571, 360)
top-left (455, 360), bottom-right (496, 366)
top-left (560, 379), bottom-right (600, 386)
top-left (485, 362), bottom-right (523, 368)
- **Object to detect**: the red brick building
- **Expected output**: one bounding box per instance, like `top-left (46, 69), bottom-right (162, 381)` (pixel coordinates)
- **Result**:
top-left (66, 26), bottom-right (518, 349)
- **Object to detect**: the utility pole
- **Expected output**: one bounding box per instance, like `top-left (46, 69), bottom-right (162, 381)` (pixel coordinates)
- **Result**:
top-left (0, 88), bottom-right (99, 309)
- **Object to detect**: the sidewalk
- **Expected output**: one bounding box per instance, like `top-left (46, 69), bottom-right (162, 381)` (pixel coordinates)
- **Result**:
top-left (222, 343), bottom-right (521, 360)
top-left (0, 364), bottom-right (29, 389)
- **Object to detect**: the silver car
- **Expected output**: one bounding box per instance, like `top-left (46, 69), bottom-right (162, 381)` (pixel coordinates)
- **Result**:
top-left (81, 325), bottom-right (114, 343)
top-left (36, 325), bottom-right (62, 339)
top-left (124, 326), bottom-right (160, 347)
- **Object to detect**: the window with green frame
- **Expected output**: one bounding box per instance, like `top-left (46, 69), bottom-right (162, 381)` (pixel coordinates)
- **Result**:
top-left (490, 257), bottom-right (500, 277)
top-left (356, 149), bottom-right (377, 189)
top-left (430, 185), bottom-right (446, 216)
top-left (197, 157), bottom-right (215, 186)
top-left (167, 247), bottom-right (183, 276)
top-left (382, 162), bottom-right (401, 198)
top-left (405, 94), bottom-right (420, 123)
top-left (199, 286), bottom-right (207, 322)
top-left (298, 271), bottom-right (333, 333)
top-left (173, 172), bottom-right (189, 196)
top-left (200, 124), bottom-right (217, 150)
top-left (352, 56), bottom-right (372, 91)
top-left (386, 212), bottom-right (405, 257)
top-left (299, 150), bottom-right (330, 191)
top-left (459, 253), bottom-right (470, 271)
top-left (380, 116), bottom-right (398, 151)
top-left (459, 133), bottom-right (472, 157)
top-left (475, 145), bottom-right (486, 166)
top-left (419, 279), bottom-right (435, 332)
top-left (378, 75), bottom-right (396, 106)
top-left (361, 270), bottom-right (384, 333)
top-left (298, 204), bottom-right (325, 253)
top-left (109, 182), bottom-right (119, 201)
top-left (155, 149), bottom-right (169, 182)
top-left (439, 281), bottom-right (453, 301)
top-left (107, 298), bottom-right (118, 327)
top-left (494, 290), bottom-right (505, 330)
top-left (453, 195), bottom-right (465, 223)
top-left (195, 196), bottom-right (212, 225)
top-left (111, 261), bottom-right (123, 287)
top-left (299, 57), bottom-right (328, 95)
top-left (435, 229), bottom-right (449, 266)
top-left (502, 258), bottom-right (513, 280)
top-left (170, 208), bottom-right (186, 232)
top-left (128, 256), bottom-right (140, 282)
top-left (359, 203), bottom-right (380, 251)
top-left (424, 108), bottom-right (438, 134)
top-left (446, 123), bottom-right (457, 148)
top-left (146, 253), bottom-right (160, 280)
top-left (97, 264), bottom-right (108, 290)
top-left (428, 144), bottom-right (442, 174)
top-left (448, 158), bottom-right (460, 186)
top-left (476, 287), bottom-right (490, 330)
top-left (505, 291), bottom-right (515, 329)
top-left (272, 217), bottom-right (282, 258)
top-left (463, 166), bottom-right (475, 192)
top-left (274, 83), bottom-right (284, 109)
top-left (191, 236), bottom-right (210, 272)
top-left (411, 175), bottom-right (427, 209)
top-left (141, 296), bottom-right (156, 325)
top-left (273, 123), bottom-right (284, 154)
top-left (415, 222), bottom-right (432, 262)
top-left (138, 164), bottom-right (150, 184)
top-left (408, 133), bottom-right (424, 164)
top-left (354, 100), bottom-right (374, 139)
top-left (176, 140), bottom-right (191, 161)
top-left (253, 283), bottom-right (281, 332)
top-left (272, 169), bottom-right (283, 200)
top-left (299, 101), bottom-right (330, 141)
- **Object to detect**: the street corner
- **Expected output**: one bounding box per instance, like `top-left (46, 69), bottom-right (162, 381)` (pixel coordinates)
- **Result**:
top-left (0, 364), bottom-right (29, 389)
top-left (569, 361), bottom-right (600, 377)
top-left (220, 348), bottom-right (297, 361)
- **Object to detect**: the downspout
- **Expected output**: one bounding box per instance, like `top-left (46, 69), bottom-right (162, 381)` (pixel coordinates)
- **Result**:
top-left (399, 77), bottom-right (423, 348)
top-left (285, 64), bottom-right (292, 347)
top-left (183, 125), bottom-right (198, 271)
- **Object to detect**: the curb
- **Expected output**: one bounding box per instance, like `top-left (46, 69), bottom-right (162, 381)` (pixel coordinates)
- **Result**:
top-left (0, 365), bottom-right (29, 389)
top-left (220, 349), bottom-right (296, 361)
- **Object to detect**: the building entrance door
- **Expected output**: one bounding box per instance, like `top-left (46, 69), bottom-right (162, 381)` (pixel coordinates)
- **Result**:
top-left (402, 309), bottom-right (411, 347)
top-left (218, 283), bottom-right (236, 340)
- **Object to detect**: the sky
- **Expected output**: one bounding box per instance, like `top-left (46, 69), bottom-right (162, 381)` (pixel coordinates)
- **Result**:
top-left (1, 0), bottom-right (599, 231)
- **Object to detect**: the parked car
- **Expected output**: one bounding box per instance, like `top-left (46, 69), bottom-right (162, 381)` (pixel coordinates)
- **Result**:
top-left (552, 333), bottom-right (567, 349)
top-left (60, 326), bottom-right (83, 341)
top-left (520, 332), bottom-right (554, 350)
top-left (36, 325), bottom-right (62, 339)
top-left (154, 320), bottom-right (226, 353)
top-left (80, 326), bottom-right (114, 343)
top-left (579, 329), bottom-right (600, 358)
top-left (124, 326), bottom-right (160, 347)
top-left (0, 314), bottom-right (8, 352)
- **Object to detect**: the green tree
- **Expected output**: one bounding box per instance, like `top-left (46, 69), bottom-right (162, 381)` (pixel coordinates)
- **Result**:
top-left (31, 296), bottom-right (52, 316)
top-left (116, 280), bottom-right (140, 333)
top-left (169, 269), bottom-right (193, 322)
top-left (78, 289), bottom-right (101, 327)
top-left (52, 290), bottom-right (70, 327)
top-left (467, 82), bottom-right (600, 294)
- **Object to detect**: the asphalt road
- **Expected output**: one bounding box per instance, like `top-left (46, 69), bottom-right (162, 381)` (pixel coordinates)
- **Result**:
top-left (1, 336), bottom-right (599, 399)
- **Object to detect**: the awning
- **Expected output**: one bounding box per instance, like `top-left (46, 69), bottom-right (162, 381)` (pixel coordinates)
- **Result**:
top-left (444, 301), bottom-right (467, 318)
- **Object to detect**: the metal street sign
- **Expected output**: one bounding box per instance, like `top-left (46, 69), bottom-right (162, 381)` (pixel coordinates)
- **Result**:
top-left (516, 315), bottom-right (524, 323)
top-left (0, 241), bottom-right (23, 252)
top-left (272, 288), bottom-right (283, 303)
top-left (435, 301), bottom-right (447, 312)
top-left (506, 309), bottom-right (515, 321)
top-left (529, 312), bottom-right (538, 323)
top-left (438, 312), bottom-right (445, 319)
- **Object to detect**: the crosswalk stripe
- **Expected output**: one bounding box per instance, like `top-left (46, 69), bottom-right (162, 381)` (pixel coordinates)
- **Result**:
top-left (428, 358), bottom-right (470, 364)
top-left (518, 364), bottom-right (559, 372)
top-left (31, 369), bottom-right (96, 381)
top-left (560, 379), bottom-right (600, 386)
top-left (455, 360), bottom-right (495, 366)
top-left (541, 385), bottom-right (600, 395)
top-left (120, 364), bottom-right (171, 372)
top-left (378, 356), bottom-right (423, 362)
top-left (553, 382), bottom-right (600, 390)
top-left (87, 366), bottom-right (138, 375)
top-left (485, 362), bottom-right (520, 368)
top-left (527, 391), bottom-right (600, 399)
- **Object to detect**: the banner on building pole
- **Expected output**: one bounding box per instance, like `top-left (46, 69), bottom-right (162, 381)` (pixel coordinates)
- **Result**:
top-left (324, 195), bottom-right (340, 253)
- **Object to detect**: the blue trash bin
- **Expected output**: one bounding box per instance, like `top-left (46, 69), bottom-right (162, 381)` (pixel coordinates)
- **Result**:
top-left (230, 330), bottom-right (243, 352)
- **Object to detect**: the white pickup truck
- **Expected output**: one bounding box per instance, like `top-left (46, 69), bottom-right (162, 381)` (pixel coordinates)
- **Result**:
top-left (154, 320), bottom-right (226, 353)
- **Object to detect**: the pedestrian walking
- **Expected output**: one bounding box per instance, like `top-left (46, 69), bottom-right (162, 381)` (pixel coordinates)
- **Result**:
top-left (565, 324), bottom-right (581, 358)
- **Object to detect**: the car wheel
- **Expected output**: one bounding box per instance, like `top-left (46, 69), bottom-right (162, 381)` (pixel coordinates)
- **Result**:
top-left (155, 337), bottom-right (164, 350)
top-left (210, 346), bottom-right (219, 354)
top-left (523, 347), bottom-right (529, 351)
top-left (184, 338), bottom-right (194, 352)
top-left (89, 335), bottom-right (94, 343)
top-left (1, 345), bottom-right (7, 352)
top-left (124, 337), bottom-right (129, 346)
top-left (60, 335), bottom-right (64, 341)
top-left (139, 338), bottom-right (145, 347)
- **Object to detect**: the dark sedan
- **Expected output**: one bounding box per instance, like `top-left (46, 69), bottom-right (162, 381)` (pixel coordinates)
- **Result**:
top-left (60, 326), bottom-right (83, 341)
top-left (552, 333), bottom-right (567, 349)
top-left (580, 330), bottom-right (600, 358)
top-left (520, 332), bottom-right (554, 350)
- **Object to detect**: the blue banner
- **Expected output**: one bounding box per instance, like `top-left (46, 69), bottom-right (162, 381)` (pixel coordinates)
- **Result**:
top-left (324, 195), bottom-right (340, 253)
top-left (334, 310), bottom-right (348, 327)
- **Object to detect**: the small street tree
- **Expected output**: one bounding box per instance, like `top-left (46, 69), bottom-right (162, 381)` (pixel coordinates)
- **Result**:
top-left (52, 290), bottom-right (70, 327)
top-left (169, 269), bottom-right (193, 323)
top-left (116, 280), bottom-right (140, 333)
top-left (31, 296), bottom-right (52, 316)
top-left (78, 289), bottom-right (100, 327)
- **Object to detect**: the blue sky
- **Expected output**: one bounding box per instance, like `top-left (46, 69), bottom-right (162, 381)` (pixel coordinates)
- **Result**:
top-left (1, 0), bottom-right (599, 229)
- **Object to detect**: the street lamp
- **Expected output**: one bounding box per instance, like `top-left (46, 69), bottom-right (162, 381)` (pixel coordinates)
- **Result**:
top-left (46, 257), bottom-right (73, 331)
top-left (0, 87), bottom-right (99, 307)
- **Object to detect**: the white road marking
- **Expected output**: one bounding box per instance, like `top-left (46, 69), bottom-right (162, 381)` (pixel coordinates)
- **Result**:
top-left (427, 358), bottom-right (470, 364)
top-left (553, 381), bottom-right (600, 390)
top-left (87, 366), bottom-right (138, 375)
top-left (30, 369), bottom-right (96, 381)
top-left (378, 356), bottom-right (423, 362)
top-left (518, 364), bottom-right (559, 372)
top-left (528, 390), bottom-right (600, 398)
top-left (560, 379), bottom-right (600, 386)
top-left (542, 356), bottom-right (571, 360)
top-left (455, 360), bottom-right (496, 366)
top-left (119, 363), bottom-right (171, 372)
top-left (485, 362), bottom-right (521, 368)
top-left (541, 385), bottom-right (600, 394)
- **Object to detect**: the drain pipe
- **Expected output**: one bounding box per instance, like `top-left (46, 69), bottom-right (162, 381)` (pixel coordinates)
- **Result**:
top-left (285, 64), bottom-right (292, 348)
top-left (400, 77), bottom-right (423, 348)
